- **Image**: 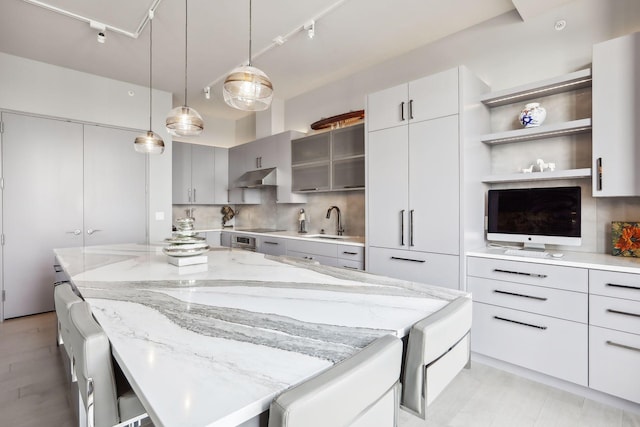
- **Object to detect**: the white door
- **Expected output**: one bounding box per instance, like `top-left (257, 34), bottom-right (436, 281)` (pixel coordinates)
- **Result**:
top-left (83, 125), bottom-right (147, 246)
top-left (367, 126), bottom-right (409, 249)
top-left (2, 113), bottom-right (83, 318)
top-left (367, 83), bottom-right (408, 132)
top-left (409, 116), bottom-right (459, 255)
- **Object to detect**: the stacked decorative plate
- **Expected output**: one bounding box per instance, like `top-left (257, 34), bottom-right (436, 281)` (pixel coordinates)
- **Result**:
top-left (163, 218), bottom-right (209, 258)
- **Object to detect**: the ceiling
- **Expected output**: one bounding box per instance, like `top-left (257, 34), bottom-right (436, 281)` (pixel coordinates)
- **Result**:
top-left (0, 0), bottom-right (526, 122)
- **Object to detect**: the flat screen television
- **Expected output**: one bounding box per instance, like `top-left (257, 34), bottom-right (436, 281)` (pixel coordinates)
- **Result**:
top-left (487, 186), bottom-right (582, 248)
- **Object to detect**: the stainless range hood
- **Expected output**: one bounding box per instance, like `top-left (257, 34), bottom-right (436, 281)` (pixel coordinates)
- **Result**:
top-left (235, 167), bottom-right (277, 188)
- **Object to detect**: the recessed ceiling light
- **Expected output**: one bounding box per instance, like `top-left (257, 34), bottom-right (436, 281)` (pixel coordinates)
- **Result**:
top-left (128, 90), bottom-right (135, 97)
top-left (555, 19), bottom-right (567, 31)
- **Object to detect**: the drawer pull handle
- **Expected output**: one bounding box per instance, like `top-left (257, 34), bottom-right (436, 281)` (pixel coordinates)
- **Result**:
top-left (300, 188), bottom-right (319, 191)
top-left (493, 268), bottom-right (547, 279)
top-left (493, 316), bottom-right (547, 330)
top-left (606, 341), bottom-right (640, 353)
top-left (606, 283), bottom-right (640, 291)
top-left (391, 256), bottom-right (425, 263)
top-left (494, 289), bottom-right (548, 301)
top-left (343, 266), bottom-right (359, 270)
top-left (263, 241), bottom-right (279, 245)
top-left (53, 264), bottom-right (63, 273)
top-left (342, 251), bottom-right (358, 255)
top-left (606, 308), bottom-right (640, 318)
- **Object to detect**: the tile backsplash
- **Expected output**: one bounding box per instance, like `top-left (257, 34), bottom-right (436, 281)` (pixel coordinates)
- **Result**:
top-left (173, 189), bottom-right (365, 237)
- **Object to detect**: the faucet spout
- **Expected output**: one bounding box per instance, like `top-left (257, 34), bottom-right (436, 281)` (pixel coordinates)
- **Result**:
top-left (326, 206), bottom-right (345, 236)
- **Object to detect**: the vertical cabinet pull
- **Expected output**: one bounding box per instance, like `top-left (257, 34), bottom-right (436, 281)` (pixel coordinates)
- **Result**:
top-left (193, 188), bottom-right (197, 203)
top-left (400, 102), bottom-right (405, 121)
top-left (409, 209), bottom-right (415, 247)
top-left (188, 188), bottom-right (192, 203)
top-left (400, 210), bottom-right (405, 246)
top-left (409, 99), bottom-right (414, 119)
top-left (596, 157), bottom-right (603, 191)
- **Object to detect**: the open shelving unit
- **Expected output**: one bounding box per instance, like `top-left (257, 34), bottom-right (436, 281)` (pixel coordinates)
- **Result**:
top-left (481, 68), bottom-right (592, 183)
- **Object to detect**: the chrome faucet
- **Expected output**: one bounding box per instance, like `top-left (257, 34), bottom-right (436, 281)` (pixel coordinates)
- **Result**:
top-left (326, 206), bottom-right (345, 236)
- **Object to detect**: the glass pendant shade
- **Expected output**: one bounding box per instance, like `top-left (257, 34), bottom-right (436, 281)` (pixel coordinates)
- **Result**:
top-left (223, 65), bottom-right (273, 111)
top-left (134, 131), bottom-right (165, 154)
top-left (165, 105), bottom-right (204, 137)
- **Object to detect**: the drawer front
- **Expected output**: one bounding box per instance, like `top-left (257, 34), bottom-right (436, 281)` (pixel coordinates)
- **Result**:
top-left (258, 237), bottom-right (287, 257)
top-left (287, 250), bottom-right (338, 267)
top-left (590, 269), bottom-right (640, 302)
top-left (472, 302), bottom-right (587, 386)
top-left (468, 277), bottom-right (587, 323)
top-left (467, 257), bottom-right (588, 293)
top-left (590, 295), bottom-right (640, 335)
top-left (589, 326), bottom-right (640, 404)
top-left (368, 247), bottom-right (459, 289)
top-left (287, 240), bottom-right (337, 257)
top-left (337, 259), bottom-right (364, 271)
top-left (337, 244), bottom-right (364, 261)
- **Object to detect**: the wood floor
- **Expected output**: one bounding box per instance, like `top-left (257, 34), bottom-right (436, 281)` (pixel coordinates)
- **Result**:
top-left (1, 312), bottom-right (639, 427)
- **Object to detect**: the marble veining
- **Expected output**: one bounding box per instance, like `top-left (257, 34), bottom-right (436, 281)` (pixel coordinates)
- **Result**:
top-left (54, 244), bottom-right (467, 427)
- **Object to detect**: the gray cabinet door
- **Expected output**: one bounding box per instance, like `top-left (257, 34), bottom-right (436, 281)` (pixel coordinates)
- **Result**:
top-left (83, 125), bottom-right (147, 246)
top-left (214, 147), bottom-right (229, 204)
top-left (367, 126), bottom-right (409, 249)
top-left (2, 113), bottom-right (83, 318)
top-left (408, 116), bottom-right (459, 255)
top-left (172, 141), bottom-right (191, 204)
top-left (592, 32), bottom-right (640, 197)
top-left (191, 144), bottom-right (215, 205)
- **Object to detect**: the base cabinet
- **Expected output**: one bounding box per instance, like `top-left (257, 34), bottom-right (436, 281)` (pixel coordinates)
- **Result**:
top-left (368, 247), bottom-right (458, 289)
top-left (468, 251), bottom-right (640, 405)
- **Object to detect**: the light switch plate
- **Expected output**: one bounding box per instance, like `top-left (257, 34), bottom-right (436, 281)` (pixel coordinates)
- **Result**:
top-left (155, 211), bottom-right (165, 221)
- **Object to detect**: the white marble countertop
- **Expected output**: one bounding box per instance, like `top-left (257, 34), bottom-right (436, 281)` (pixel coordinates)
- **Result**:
top-left (467, 246), bottom-right (640, 274)
top-left (54, 244), bottom-right (465, 427)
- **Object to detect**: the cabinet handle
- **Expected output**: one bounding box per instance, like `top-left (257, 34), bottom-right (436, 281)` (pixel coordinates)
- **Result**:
top-left (193, 188), bottom-right (197, 203)
top-left (400, 102), bottom-right (405, 121)
top-left (409, 99), bottom-right (414, 120)
top-left (264, 241), bottom-right (279, 245)
top-left (596, 157), bottom-right (603, 191)
top-left (493, 268), bottom-right (547, 279)
top-left (494, 289), bottom-right (548, 301)
top-left (606, 283), bottom-right (640, 291)
top-left (342, 185), bottom-right (363, 189)
top-left (606, 340), bottom-right (640, 353)
top-left (66, 229), bottom-right (82, 236)
top-left (606, 308), bottom-right (640, 318)
top-left (493, 316), bottom-right (547, 330)
top-left (300, 187), bottom-right (318, 191)
top-left (342, 251), bottom-right (358, 255)
top-left (409, 209), bottom-right (415, 247)
top-left (391, 256), bottom-right (425, 263)
top-left (400, 210), bottom-right (405, 246)
top-left (343, 266), bottom-right (359, 270)
top-left (86, 228), bottom-right (101, 235)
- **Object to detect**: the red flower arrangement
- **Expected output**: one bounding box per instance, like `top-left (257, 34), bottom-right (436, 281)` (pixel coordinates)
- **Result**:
top-left (612, 222), bottom-right (640, 257)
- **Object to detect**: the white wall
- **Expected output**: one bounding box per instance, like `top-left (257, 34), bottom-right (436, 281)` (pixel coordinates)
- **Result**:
top-left (0, 52), bottom-right (173, 242)
top-left (285, 0), bottom-right (640, 133)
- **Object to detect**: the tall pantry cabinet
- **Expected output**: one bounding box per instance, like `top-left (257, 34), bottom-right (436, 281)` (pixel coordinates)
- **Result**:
top-left (365, 67), bottom-right (490, 290)
top-left (1, 112), bottom-right (146, 319)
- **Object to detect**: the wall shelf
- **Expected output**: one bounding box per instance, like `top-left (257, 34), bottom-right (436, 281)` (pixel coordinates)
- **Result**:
top-left (480, 118), bottom-right (592, 145)
top-left (482, 168), bottom-right (592, 184)
top-left (480, 68), bottom-right (592, 107)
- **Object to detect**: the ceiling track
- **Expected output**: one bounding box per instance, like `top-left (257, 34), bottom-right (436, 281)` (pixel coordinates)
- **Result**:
top-left (21, 0), bottom-right (163, 39)
top-left (205, 0), bottom-right (352, 90)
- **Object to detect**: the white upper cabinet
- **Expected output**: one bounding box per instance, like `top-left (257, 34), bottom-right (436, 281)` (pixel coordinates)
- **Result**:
top-left (592, 31), bottom-right (640, 197)
top-left (173, 142), bottom-right (228, 205)
top-left (367, 69), bottom-right (459, 132)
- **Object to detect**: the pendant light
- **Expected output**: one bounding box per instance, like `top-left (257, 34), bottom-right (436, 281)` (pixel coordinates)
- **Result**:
top-left (223, 0), bottom-right (274, 111)
top-left (134, 10), bottom-right (165, 154)
top-left (165, 0), bottom-right (204, 137)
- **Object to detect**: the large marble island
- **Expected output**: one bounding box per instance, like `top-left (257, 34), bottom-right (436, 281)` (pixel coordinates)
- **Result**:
top-left (54, 244), bottom-right (467, 427)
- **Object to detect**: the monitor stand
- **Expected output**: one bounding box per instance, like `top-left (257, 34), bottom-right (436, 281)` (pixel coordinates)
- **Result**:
top-left (523, 243), bottom-right (546, 251)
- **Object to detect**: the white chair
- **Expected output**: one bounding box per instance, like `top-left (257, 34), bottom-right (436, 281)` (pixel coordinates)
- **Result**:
top-left (54, 282), bottom-right (83, 380)
top-left (401, 296), bottom-right (472, 419)
top-left (268, 334), bottom-right (403, 427)
top-left (68, 301), bottom-right (149, 427)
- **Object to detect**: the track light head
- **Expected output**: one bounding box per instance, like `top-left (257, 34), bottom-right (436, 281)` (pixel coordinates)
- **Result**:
top-left (97, 32), bottom-right (106, 43)
top-left (304, 20), bottom-right (315, 39)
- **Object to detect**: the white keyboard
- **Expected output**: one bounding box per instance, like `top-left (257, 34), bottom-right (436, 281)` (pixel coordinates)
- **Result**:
top-left (504, 249), bottom-right (549, 258)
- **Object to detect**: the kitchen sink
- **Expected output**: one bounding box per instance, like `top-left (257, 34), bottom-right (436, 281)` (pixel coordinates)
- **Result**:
top-left (303, 234), bottom-right (350, 240)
